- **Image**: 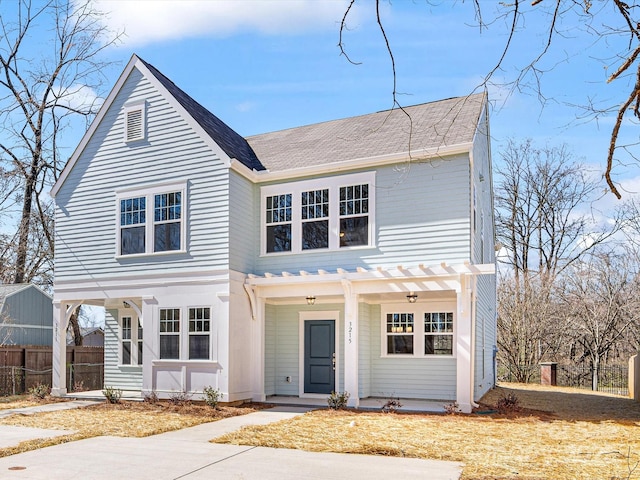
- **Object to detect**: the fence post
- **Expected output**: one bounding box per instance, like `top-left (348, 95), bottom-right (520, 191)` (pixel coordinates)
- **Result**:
top-left (540, 362), bottom-right (557, 386)
top-left (629, 355), bottom-right (640, 401)
top-left (11, 366), bottom-right (15, 396)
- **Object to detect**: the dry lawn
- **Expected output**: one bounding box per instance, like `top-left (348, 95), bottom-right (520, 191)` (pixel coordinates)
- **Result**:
top-left (0, 399), bottom-right (260, 458)
top-left (215, 383), bottom-right (640, 480)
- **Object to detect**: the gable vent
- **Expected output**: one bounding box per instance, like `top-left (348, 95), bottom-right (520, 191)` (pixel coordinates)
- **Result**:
top-left (126, 109), bottom-right (143, 142)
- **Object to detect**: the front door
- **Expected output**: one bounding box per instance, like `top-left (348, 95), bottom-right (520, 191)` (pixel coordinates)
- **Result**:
top-left (303, 320), bottom-right (335, 394)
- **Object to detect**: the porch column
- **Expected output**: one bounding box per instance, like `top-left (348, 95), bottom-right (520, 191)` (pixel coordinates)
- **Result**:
top-left (456, 275), bottom-right (474, 413)
top-left (342, 280), bottom-right (359, 408)
top-left (251, 294), bottom-right (266, 402)
top-left (51, 301), bottom-right (67, 396)
top-left (141, 296), bottom-right (157, 395)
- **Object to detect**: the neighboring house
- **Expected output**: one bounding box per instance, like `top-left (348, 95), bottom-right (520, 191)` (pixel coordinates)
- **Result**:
top-left (0, 284), bottom-right (53, 346)
top-left (67, 327), bottom-right (105, 347)
top-left (50, 55), bottom-right (496, 412)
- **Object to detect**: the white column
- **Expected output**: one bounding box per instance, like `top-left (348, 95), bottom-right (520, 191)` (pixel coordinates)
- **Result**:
top-left (51, 301), bottom-right (67, 396)
top-left (141, 296), bottom-right (157, 396)
top-left (251, 294), bottom-right (266, 402)
top-left (456, 275), bottom-right (473, 413)
top-left (342, 280), bottom-right (359, 408)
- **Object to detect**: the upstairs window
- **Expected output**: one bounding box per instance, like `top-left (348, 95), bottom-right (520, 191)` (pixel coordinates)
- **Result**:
top-left (120, 196), bottom-right (146, 255)
top-left (339, 184), bottom-right (369, 247)
top-left (124, 102), bottom-right (146, 142)
top-left (266, 194), bottom-right (292, 253)
top-left (261, 172), bottom-right (375, 255)
top-left (116, 182), bottom-right (186, 257)
top-left (302, 189), bottom-right (329, 250)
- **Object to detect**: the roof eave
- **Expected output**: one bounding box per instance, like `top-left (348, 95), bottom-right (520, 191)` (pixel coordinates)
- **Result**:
top-left (230, 142), bottom-right (473, 183)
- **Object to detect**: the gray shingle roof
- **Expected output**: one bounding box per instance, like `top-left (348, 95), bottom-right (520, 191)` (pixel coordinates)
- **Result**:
top-left (246, 94), bottom-right (485, 172)
top-left (139, 58), bottom-right (265, 171)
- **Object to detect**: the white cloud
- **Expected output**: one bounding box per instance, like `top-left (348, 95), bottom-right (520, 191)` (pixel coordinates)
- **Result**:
top-left (49, 84), bottom-right (103, 111)
top-left (92, 0), bottom-right (353, 47)
top-left (235, 101), bottom-right (256, 113)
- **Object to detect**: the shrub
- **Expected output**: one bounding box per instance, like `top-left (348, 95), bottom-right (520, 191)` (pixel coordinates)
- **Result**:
top-left (495, 392), bottom-right (521, 413)
top-left (28, 383), bottom-right (50, 400)
top-left (203, 386), bottom-right (221, 409)
top-left (444, 401), bottom-right (461, 415)
top-left (143, 390), bottom-right (159, 404)
top-left (168, 390), bottom-right (192, 406)
top-left (327, 390), bottom-right (350, 410)
top-left (381, 397), bottom-right (403, 413)
top-left (102, 386), bottom-right (122, 404)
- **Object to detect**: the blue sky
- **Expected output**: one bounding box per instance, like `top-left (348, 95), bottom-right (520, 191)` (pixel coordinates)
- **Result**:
top-left (69, 0), bottom-right (639, 206)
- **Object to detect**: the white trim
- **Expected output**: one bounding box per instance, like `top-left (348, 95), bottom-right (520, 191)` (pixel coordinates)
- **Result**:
top-left (124, 100), bottom-right (147, 143)
top-left (260, 171), bottom-right (376, 255)
top-left (380, 301), bottom-right (456, 358)
top-left (298, 310), bottom-right (340, 398)
top-left (115, 180), bottom-right (188, 258)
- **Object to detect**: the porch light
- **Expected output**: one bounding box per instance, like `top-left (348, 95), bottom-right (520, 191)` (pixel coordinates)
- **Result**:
top-left (306, 296), bottom-right (316, 305)
top-left (406, 293), bottom-right (418, 303)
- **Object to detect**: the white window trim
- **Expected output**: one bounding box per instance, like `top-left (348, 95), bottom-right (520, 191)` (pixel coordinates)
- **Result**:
top-left (380, 302), bottom-right (456, 358)
top-left (115, 180), bottom-right (188, 258)
top-left (187, 306), bottom-right (212, 361)
top-left (260, 171), bottom-right (376, 255)
top-left (156, 305), bottom-right (215, 362)
top-left (118, 312), bottom-right (142, 367)
top-left (124, 101), bottom-right (147, 143)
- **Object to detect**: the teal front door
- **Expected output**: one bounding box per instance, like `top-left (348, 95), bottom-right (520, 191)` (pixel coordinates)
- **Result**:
top-left (303, 320), bottom-right (335, 394)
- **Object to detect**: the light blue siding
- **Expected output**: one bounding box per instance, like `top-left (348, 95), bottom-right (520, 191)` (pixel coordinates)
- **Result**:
top-left (54, 68), bottom-right (232, 282)
top-left (358, 303), bottom-right (371, 398)
top-left (0, 287), bottom-right (53, 346)
top-left (369, 304), bottom-right (457, 401)
top-left (255, 156), bottom-right (471, 275)
top-left (103, 309), bottom-right (142, 390)
top-left (229, 171), bottom-right (257, 273)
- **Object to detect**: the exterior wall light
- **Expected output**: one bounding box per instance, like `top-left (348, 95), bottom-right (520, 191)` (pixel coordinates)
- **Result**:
top-left (306, 296), bottom-right (316, 305)
top-left (406, 293), bottom-right (418, 303)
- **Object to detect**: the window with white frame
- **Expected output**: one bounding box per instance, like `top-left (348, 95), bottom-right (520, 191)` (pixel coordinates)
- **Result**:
top-left (188, 307), bottom-right (211, 360)
top-left (159, 308), bottom-right (180, 359)
top-left (266, 193), bottom-right (292, 253)
top-left (261, 172), bottom-right (375, 255)
top-left (386, 313), bottom-right (414, 354)
top-left (124, 102), bottom-right (146, 142)
top-left (382, 305), bottom-right (455, 357)
top-left (120, 315), bottom-right (143, 365)
top-left (121, 316), bottom-right (132, 364)
top-left (424, 312), bottom-right (454, 355)
top-left (116, 182), bottom-right (186, 257)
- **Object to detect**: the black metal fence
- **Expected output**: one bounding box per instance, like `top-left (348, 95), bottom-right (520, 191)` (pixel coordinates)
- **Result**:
top-left (498, 363), bottom-right (628, 396)
top-left (0, 363), bottom-right (104, 396)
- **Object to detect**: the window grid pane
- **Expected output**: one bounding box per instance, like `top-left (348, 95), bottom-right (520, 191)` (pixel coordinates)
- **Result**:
top-left (386, 313), bottom-right (414, 355)
top-left (188, 307), bottom-right (210, 360)
top-left (424, 312), bottom-right (454, 355)
top-left (339, 184), bottom-right (369, 247)
top-left (266, 194), bottom-right (292, 224)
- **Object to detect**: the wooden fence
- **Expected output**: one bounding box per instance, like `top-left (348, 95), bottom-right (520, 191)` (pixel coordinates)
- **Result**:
top-left (0, 346), bottom-right (104, 395)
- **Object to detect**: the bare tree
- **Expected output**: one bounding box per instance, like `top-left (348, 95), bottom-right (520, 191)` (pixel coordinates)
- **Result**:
top-left (340, 1), bottom-right (640, 198)
top-left (560, 250), bottom-right (640, 390)
top-left (0, 0), bottom-right (120, 285)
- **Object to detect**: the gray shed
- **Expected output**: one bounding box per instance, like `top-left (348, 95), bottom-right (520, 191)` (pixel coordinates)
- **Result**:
top-left (0, 284), bottom-right (53, 346)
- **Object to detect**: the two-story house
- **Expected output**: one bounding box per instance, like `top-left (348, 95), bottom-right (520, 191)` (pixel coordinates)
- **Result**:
top-left (50, 55), bottom-right (496, 413)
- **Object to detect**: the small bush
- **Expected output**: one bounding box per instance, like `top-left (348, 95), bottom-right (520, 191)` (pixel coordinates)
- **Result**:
top-left (495, 392), bottom-right (521, 413)
top-left (327, 390), bottom-right (350, 410)
top-left (203, 386), bottom-right (221, 409)
top-left (102, 386), bottom-right (123, 404)
top-left (381, 397), bottom-right (403, 413)
top-left (168, 390), bottom-right (192, 406)
top-left (72, 380), bottom-right (86, 392)
top-left (28, 383), bottom-right (50, 400)
top-left (143, 390), bottom-right (159, 404)
top-left (444, 401), bottom-right (461, 415)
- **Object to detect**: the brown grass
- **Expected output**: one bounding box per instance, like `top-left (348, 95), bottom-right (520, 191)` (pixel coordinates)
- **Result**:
top-left (214, 384), bottom-right (640, 480)
top-left (0, 399), bottom-right (260, 458)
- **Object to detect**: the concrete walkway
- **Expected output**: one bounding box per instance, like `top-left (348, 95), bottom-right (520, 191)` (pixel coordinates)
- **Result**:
top-left (0, 404), bottom-right (463, 479)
